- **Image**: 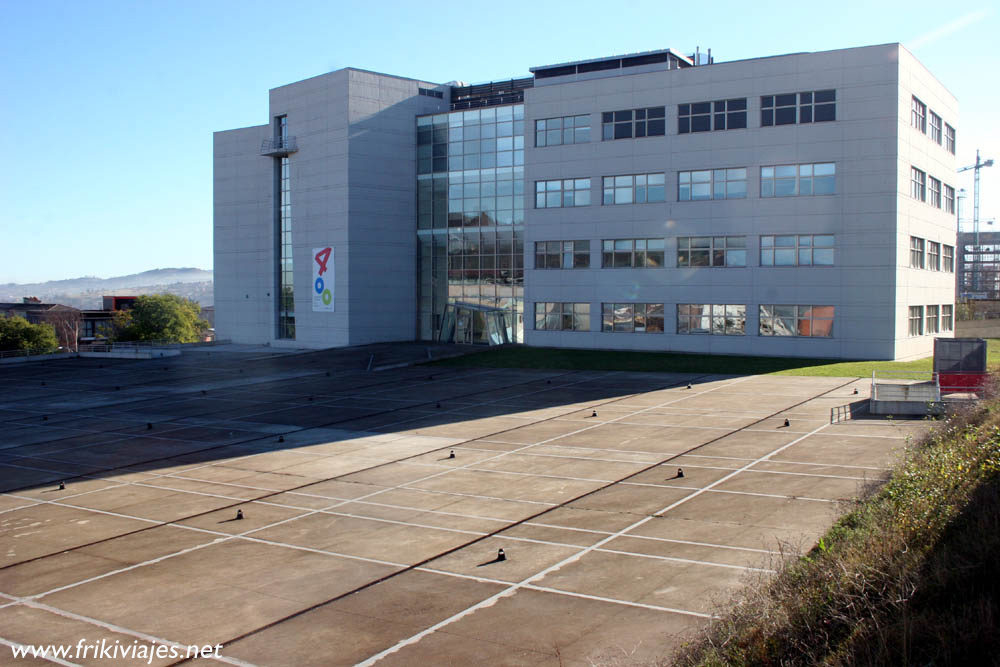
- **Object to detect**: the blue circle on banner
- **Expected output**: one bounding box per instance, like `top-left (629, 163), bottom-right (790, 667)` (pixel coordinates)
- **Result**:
top-left (314, 277), bottom-right (324, 294)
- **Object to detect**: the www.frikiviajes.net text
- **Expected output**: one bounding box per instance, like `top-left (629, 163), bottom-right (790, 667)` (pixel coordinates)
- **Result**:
top-left (9, 639), bottom-right (223, 663)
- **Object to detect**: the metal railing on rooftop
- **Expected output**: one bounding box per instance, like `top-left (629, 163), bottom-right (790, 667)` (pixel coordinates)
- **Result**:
top-left (260, 136), bottom-right (298, 156)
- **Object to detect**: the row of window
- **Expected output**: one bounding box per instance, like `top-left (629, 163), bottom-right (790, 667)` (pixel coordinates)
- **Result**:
top-left (535, 163), bottom-right (836, 208)
top-left (535, 303), bottom-right (836, 337)
top-left (910, 167), bottom-right (956, 212)
top-left (536, 91), bottom-right (837, 147)
top-left (909, 237), bottom-right (955, 272)
top-left (534, 235), bottom-right (836, 270)
top-left (908, 305), bottom-right (955, 336)
top-left (911, 97), bottom-right (956, 154)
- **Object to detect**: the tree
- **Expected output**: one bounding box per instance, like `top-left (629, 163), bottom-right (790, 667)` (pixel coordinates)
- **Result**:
top-left (113, 294), bottom-right (208, 343)
top-left (0, 317), bottom-right (59, 354)
top-left (45, 308), bottom-right (82, 351)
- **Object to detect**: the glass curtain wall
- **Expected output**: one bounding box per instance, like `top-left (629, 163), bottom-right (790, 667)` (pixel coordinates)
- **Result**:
top-left (417, 105), bottom-right (525, 343)
top-left (277, 154), bottom-right (294, 339)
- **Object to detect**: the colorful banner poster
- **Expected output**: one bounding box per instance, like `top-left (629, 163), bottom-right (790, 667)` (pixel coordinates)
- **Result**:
top-left (312, 246), bottom-right (334, 312)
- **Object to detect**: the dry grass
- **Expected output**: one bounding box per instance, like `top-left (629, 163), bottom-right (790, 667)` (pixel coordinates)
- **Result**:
top-left (671, 388), bottom-right (1000, 667)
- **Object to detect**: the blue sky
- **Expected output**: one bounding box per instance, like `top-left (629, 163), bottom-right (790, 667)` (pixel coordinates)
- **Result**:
top-left (1, 0), bottom-right (997, 283)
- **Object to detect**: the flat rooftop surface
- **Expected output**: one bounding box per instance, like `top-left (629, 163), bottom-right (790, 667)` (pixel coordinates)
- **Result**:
top-left (0, 345), bottom-right (934, 665)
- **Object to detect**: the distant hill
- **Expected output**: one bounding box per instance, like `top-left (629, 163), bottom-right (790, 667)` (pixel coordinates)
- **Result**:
top-left (0, 268), bottom-right (214, 309)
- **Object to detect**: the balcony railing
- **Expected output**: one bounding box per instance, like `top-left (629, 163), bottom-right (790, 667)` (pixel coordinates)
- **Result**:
top-left (260, 136), bottom-right (298, 157)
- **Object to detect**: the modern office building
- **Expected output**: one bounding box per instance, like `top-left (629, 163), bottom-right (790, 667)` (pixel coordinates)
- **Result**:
top-left (214, 42), bottom-right (957, 360)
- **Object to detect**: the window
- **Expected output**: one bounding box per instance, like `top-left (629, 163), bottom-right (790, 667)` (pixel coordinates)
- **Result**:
top-left (944, 245), bottom-right (955, 272)
top-left (910, 237), bottom-right (925, 269)
top-left (929, 176), bottom-right (941, 208)
top-left (760, 235), bottom-right (834, 266)
top-left (601, 239), bottom-right (665, 268)
top-left (760, 163), bottom-right (835, 197)
top-left (761, 90), bottom-right (835, 126)
top-left (944, 184), bottom-right (956, 214)
top-left (603, 173), bottom-right (666, 204)
top-left (678, 168), bottom-right (747, 200)
top-left (928, 241), bottom-right (941, 271)
top-left (535, 115), bottom-right (591, 147)
top-left (911, 97), bottom-right (927, 133)
top-left (910, 167), bottom-right (926, 201)
top-left (909, 306), bottom-right (924, 336)
top-left (535, 302), bottom-right (589, 331)
top-left (277, 151), bottom-right (294, 340)
top-left (418, 87), bottom-right (443, 99)
top-left (759, 305), bottom-right (834, 337)
top-left (601, 107), bottom-right (665, 140)
top-left (930, 111), bottom-right (942, 144)
top-left (677, 304), bottom-right (746, 335)
top-left (535, 241), bottom-right (590, 269)
top-left (601, 303), bottom-right (664, 333)
top-left (677, 236), bottom-right (746, 267)
top-left (678, 98), bottom-right (747, 133)
top-left (942, 304), bottom-right (953, 332)
top-left (535, 179), bottom-right (591, 208)
top-left (926, 305), bottom-right (940, 334)
top-left (945, 124), bottom-right (956, 154)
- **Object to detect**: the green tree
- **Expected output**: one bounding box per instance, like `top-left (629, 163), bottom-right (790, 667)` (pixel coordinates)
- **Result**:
top-left (114, 294), bottom-right (208, 343)
top-left (0, 317), bottom-right (59, 354)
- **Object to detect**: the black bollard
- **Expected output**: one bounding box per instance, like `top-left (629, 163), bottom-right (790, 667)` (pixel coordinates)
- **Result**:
top-left (278, 435), bottom-right (285, 443)
top-left (591, 410), bottom-right (598, 417)
top-left (58, 482), bottom-right (65, 490)
top-left (853, 387), bottom-right (859, 395)
top-left (677, 468), bottom-right (684, 478)
top-left (783, 419), bottom-right (790, 427)
top-left (497, 548), bottom-right (506, 562)
top-left (236, 509), bottom-right (244, 520)
top-left (449, 450), bottom-right (455, 459)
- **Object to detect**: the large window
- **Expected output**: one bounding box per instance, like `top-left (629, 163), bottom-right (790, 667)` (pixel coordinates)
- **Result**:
top-left (535, 179), bottom-right (591, 208)
top-left (678, 168), bottom-right (747, 200)
top-left (677, 236), bottom-right (746, 267)
top-left (761, 90), bottom-right (835, 126)
top-left (910, 167), bottom-right (926, 201)
top-left (277, 148), bottom-right (295, 340)
top-left (601, 239), bottom-right (665, 268)
top-left (928, 241), bottom-right (941, 271)
top-left (601, 303), bottom-right (664, 333)
top-left (926, 305), bottom-right (940, 334)
top-left (759, 305), bottom-right (834, 337)
top-left (910, 237), bottom-right (925, 269)
top-left (535, 241), bottom-right (590, 269)
top-left (535, 302), bottom-right (589, 331)
top-left (944, 245), bottom-right (955, 272)
top-left (760, 235), bottom-right (834, 266)
top-left (677, 304), bottom-right (746, 335)
top-left (909, 306), bottom-right (924, 337)
top-left (942, 304), bottom-right (954, 332)
top-left (535, 115), bottom-right (590, 147)
top-left (603, 173), bottom-right (665, 204)
top-left (911, 97), bottom-right (927, 133)
top-left (602, 107), bottom-right (665, 140)
top-left (760, 163), bottom-right (835, 197)
top-left (678, 98), bottom-right (747, 133)
top-left (930, 111), bottom-right (942, 144)
top-left (929, 176), bottom-right (942, 208)
top-left (944, 184), bottom-right (956, 214)
top-left (945, 124), bottom-right (956, 154)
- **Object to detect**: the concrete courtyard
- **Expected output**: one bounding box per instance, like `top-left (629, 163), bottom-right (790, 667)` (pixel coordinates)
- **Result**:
top-left (0, 345), bottom-right (933, 665)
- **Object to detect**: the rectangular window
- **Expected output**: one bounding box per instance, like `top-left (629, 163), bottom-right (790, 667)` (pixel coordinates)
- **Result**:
top-left (535, 115), bottom-right (591, 147)
top-left (678, 98), bottom-right (747, 133)
top-left (677, 236), bottom-right (747, 267)
top-left (760, 163), bottom-right (835, 197)
top-left (910, 237), bottom-right (925, 269)
top-left (535, 240), bottom-right (590, 269)
top-left (930, 111), bottom-right (942, 144)
top-left (601, 303), bottom-right (665, 333)
top-left (418, 87), bottom-right (443, 99)
top-left (945, 124), bottom-right (956, 154)
top-left (761, 90), bottom-right (835, 126)
top-left (944, 184), bottom-right (956, 214)
top-left (601, 107), bottom-right (666, 140)
top-left (910, 167), bottom-right (926, 201)
top-left (926, 305), bottom-right (940, 334)
top-left (535, 302), bottom-right (590, 331)
top-left (678, 168), bottom-right (747, 200)
top-left (911, 97), bottom-right (927, 133)
top-left (944, 245), bottom-right (955, 272)
top-left (942, 304), bottom-right (953, 331)
top-left (603, 173), bottom-right (666, 204)
top-left (535, 178), bottom-right (591, 208)
top-left (759, 305), bottom-right (834, 337)
top-left (909, 305), bottom-right (924, 336)
top-left (601, 239), bottom-right (665, 268)
top-left (929, 176), bottom-right (941, 208)
top-left (928, 241), bottom-right (941, 271)
top-left (760, 234), bottom-right (835, 266)
top-left (677, 304), bottom-right (746, 335)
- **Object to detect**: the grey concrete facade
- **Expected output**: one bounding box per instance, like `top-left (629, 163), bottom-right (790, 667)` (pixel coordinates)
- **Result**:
top-left (214, 44), bottom-right (957, 360)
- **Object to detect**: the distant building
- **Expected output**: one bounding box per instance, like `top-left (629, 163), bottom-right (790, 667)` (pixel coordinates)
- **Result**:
top-left (80, 296), bottom-right (137, 342)
top-left (957, 231), bottom-right (1000, 300)
top-left (1, 299), bottom-right (81, 349)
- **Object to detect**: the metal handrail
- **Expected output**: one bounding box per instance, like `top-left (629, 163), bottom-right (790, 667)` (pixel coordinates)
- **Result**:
top-left (260, 136), bottom-right (298, 153)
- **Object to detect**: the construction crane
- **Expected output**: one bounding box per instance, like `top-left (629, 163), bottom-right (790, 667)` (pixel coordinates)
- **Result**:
top-left (958, 150), bottom-right (994, 293)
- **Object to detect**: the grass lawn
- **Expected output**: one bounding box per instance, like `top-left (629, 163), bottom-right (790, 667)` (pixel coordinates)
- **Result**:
top-left (430, 339), bottom-right (1000, 378)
